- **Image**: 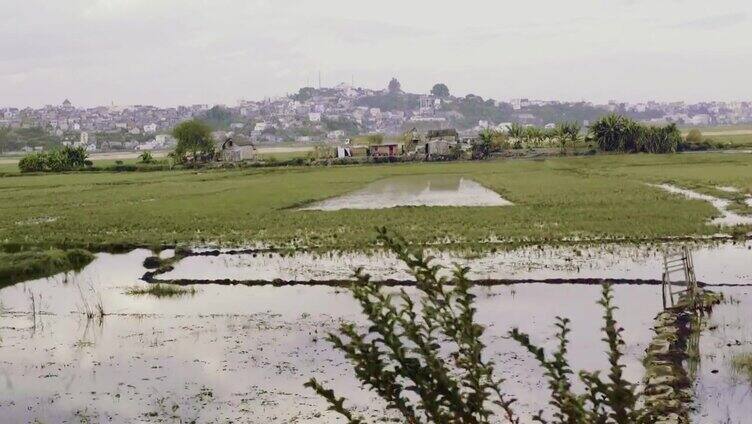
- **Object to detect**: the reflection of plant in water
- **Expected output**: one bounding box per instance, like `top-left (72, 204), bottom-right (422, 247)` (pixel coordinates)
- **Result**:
top-left (306, 228), bottom-right (656, 423)
top-left (686, 314), bottom-right (703, 382)
top-left (731, 353), bottom-right (752, 384)
top-left (74, 340), bottom-right (95, 348)
top-left (76, 282), bottom-right (106, 322)
top-left (73, 407), bottom-right (95, 424)
top-left (24, 288), bottom-right (45, 333)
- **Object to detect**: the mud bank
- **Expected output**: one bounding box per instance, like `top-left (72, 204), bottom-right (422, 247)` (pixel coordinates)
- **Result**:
top-left (642, 290), bottom-right (723, 424)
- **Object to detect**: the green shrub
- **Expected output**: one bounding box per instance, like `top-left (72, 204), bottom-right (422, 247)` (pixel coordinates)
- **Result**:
top-left (589, 114), bottom-right (640, 152)
top-left (685, 129), bottom-right (702, 143)
top-left (17, 146), bottom-right (91, 173)
top-left (638, 124), bottom-right (680, 154)
top-left (138, 151), bottom-right (155, 164)
top-left (18, 153), bottom-right (47, 172)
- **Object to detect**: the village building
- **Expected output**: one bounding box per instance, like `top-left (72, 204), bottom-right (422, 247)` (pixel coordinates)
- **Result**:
top-left (424, 128), bottom-right (460, 156)
top-left (367, 143), bottom-right (403, 158)
top-left (217, 136), bottom-right (257, 162)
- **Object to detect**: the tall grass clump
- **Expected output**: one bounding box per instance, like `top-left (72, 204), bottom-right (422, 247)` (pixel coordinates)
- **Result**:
top-left (306, 228), bottom-right (656, 423)
top-left (126, 283), bottom-right (196, 298)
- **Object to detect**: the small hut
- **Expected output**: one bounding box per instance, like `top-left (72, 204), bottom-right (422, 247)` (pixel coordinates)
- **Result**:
top-left (217, 136), bottom-right (257, 162)
top-left (425, 128), bottom-right (460, 156)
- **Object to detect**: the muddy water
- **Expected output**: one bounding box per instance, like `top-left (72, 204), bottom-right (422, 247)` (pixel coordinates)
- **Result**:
top-left (692, 287), bottom-right (752, 424)
top-left (300, 174), bottom-right (512, 210)
top-left (159, 240), bottom-right (752, 285)
top-left (0, 250), bottom-right (662, 423)
top-left (1, 243), bottom-right (751, 423)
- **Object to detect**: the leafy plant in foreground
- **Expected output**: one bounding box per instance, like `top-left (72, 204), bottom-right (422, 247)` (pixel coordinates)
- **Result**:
top-left (306, 228), bottom-right (654, 423)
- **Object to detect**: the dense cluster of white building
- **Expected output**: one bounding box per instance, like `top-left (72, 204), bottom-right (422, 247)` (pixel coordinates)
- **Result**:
top-left (3, 83), bottom-right (752, 153)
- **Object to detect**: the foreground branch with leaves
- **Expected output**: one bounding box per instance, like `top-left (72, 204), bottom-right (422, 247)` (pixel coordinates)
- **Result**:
top-left (306, 228), bottom-right (658, 423)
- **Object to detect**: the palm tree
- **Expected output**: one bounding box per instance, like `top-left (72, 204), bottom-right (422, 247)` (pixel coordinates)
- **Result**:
top-left (555, 121), bottom-right (582, 153)
top-left (589, 114), bottom-right (639, 152)
top-left (507, 122), bottom-right (525, 148)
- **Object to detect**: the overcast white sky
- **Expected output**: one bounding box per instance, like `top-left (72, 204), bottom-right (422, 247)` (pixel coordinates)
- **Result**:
top-left (2, 0), bottom-right (752, 107)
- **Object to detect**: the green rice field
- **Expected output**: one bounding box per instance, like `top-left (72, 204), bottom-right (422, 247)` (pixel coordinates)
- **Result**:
top-left (1, 153), bottom-right (751, 251)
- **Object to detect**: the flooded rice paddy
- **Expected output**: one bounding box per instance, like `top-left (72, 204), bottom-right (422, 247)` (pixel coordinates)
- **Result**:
top-left (301, 175), bottom-right (512, 210)
top-left (1, 241), bottom-right (751, 423)
top-left (158, 241), bottom-right (752, 286)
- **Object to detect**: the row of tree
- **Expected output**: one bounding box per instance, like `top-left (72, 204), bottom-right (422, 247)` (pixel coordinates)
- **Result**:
top-left (506, 121), bottom-right (582, 151)
top-left (589, 114), bottom-right (682, 154)
top-left (475, 114), bottom-right (682, 156)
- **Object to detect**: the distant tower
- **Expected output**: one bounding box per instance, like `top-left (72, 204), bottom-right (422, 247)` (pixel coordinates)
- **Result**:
top-left (318, 71), bottom-right (322, 89)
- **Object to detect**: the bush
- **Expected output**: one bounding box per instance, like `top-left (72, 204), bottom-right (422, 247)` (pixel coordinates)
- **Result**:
top-left (138, 151), bottom-right (155, 164)
top-left (18, 146), bottom-right (91, 173)
top-left (18, 153), bottom-right (47, 172)
top-left (685, 129), bottom-right (702, 143)
top-left (589, 114), bottom-right (640, 152)
top-left (638, 124), bottom-right (680, 154)
top-left (306, 228), bottom-right (656, 423)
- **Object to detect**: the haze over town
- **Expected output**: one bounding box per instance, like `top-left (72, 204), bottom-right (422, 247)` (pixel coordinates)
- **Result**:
top-left (3, 0), bottom-right (752, 107)
top-left (5, 2), bottom-right (752, 424)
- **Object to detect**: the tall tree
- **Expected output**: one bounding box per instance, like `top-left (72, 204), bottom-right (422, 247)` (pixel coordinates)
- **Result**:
top-left (172, 120), bottom-right (215, 163)
top-left (431, 83), bottom-right (450, 98)
top-left (388, 78), bottom-right (402, 94)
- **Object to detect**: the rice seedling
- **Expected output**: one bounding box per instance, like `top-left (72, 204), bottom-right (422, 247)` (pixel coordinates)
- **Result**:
top-left (1, 154), bottom-right (751, 252)
top-left (126, 284), bottom-right (197, 298)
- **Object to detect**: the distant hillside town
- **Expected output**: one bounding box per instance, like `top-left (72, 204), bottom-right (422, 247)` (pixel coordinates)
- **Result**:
top-left (2, 78), bottom-right (752, 154)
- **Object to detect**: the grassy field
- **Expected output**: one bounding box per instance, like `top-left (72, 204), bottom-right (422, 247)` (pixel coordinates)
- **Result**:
top-left (1, 153), bottom-right (751, 252)
top-left (703, 133), bottom-right (752, 148)
top-left (0, 249), bottom-right (94, 289)
top-left (680, 124), bottom-right (752, 133)
top-left (681, 126), bottom-right (752, 148)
